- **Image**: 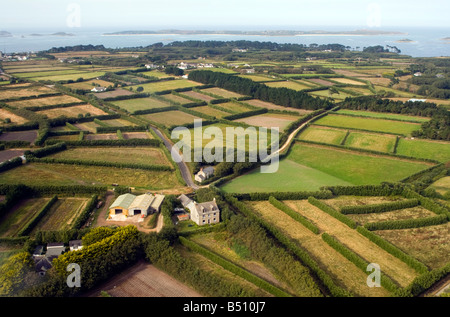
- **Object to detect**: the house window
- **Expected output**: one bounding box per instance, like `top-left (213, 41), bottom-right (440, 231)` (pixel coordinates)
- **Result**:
top-left (202, 220), bottom-right (205, 223)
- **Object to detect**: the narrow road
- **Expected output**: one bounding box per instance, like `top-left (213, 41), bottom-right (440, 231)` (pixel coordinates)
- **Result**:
top-left (151, 112), bottom-right (324, 187)
top-left (150, 126), bottom-right (199, 190)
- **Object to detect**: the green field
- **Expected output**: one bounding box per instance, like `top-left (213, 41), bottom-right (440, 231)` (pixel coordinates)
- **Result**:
top-left (175, 122), bottom-right (272, 152)
top-left (314, 114), bottom-right (422, 136)
top-left (221, 142), bottom-right (431, 193)
top-left (396, 138), bottom-right (450, 163)
top-left (129, 80), bottom-right (200, 93)
top-left (32, 72), bottom-right (106, 82)
top-left (111, 96), bottom-right (173, 112)
top-left (49, 147), bottom-right (171, 166)
top-left (0, 163), bottom-right (181, 189)
top-left (221, 159), bottom-right (353, 193)
top-left (0, 198), bottom-right (50, 237)
top-left (345, 131), bottom-right (397, 153)
top-left (428, 176), bottom-right (450, 195)
top-left (335, 109), bottom-right (430, 123)
top-left (298, 126), bottom-right (348, 145)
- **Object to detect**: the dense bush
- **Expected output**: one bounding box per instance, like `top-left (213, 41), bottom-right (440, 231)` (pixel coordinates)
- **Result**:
top-left (0, 157), bottom-right (22, 173)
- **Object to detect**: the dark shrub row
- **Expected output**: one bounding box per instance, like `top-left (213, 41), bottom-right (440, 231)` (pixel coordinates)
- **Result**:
top-left (0, 157), bottom-right (22, 173)
top-left (364, 214), bottom-right (448, 231)
top-left (224, 194), bottom-right (352, 297)
top-left (231, 190), bottom-right (333, 201)
top-left (308, 197), bottom-right (357, 229)
top-left (340, 199), bottom-right (419, 215)
top-left (356, 226), bottom-right (429, 274)
top-left (45, 138), bottom-right (161, 147)
top-left (28, 157), bottom-right (173, 172)
top-left (396, 263), bottom-right (450, 297)
top-left (321, 233), bottom-right (399, 294)
top-left (18, 195), bottom-right (58, 236)
top-left (269, 196), bottom-right (319, 234)
top-left (72, 195), bottom-right (98, 230)
top-left (95, 125), bottom-right (148, 133)
top-left (179, 236), bottom-right (292, 297)
top-left (26, 142), bottom-right (67, 158)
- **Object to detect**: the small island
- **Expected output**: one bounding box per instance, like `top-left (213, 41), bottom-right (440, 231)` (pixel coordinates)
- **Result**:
top-left (396, 38), bottom-right (415, 43)
top-left (441, 37), bottom-right (450, 42)
top-left (29, 32), bottom-right (75, 37)
top-left (103, 29), bottom-right (406, 37)
top-left (0, 31), bottom-right (12, 38)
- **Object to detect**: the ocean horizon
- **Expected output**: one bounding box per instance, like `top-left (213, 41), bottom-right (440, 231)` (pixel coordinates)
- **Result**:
top-left (1, 26), bottom-right (449, 57)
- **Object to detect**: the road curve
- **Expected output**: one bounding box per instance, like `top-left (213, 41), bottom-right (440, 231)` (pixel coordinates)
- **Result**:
top-left (150, 126), bottom-right (199, 190)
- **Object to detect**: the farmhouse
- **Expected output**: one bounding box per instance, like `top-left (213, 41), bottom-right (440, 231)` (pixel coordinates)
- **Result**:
top-left (177, 194), bottom-right (220, 226)
top-left (195, 166), bottom-right (215, 183)
top-left (109, 193), bottom-right (165, 217)
top-left (45, 243), bottom-right (65, 260)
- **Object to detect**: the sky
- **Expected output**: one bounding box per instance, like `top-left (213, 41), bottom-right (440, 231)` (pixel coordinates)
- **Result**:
top-left (2, 0), bottom-right (450, 31)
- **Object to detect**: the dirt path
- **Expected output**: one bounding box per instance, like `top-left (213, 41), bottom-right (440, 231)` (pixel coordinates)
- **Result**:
top-left (421, 274), bottom-right (450, 297)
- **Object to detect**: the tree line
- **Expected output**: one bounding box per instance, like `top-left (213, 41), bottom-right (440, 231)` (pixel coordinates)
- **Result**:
top-left (188, 70), bottom-right (333, 110)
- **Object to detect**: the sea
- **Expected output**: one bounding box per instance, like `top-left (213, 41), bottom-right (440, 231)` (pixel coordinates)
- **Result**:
top-left (1, 26), bottom-right (449, 58)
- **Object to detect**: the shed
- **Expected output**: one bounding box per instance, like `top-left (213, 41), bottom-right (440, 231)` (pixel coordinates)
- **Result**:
top-left (109, 193), bottom-right (136, 217)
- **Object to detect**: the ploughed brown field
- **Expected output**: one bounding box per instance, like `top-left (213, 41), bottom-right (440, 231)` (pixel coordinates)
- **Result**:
top-left (84, 261), bottom-right (202, 297)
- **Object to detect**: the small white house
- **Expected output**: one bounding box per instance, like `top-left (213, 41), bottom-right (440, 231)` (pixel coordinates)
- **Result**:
top-left (195, 166), bottom-right (214, 183)
top-left (91, 86), bottom-right (107, 93)
top-left (69, 240), bottom-right (83, 252)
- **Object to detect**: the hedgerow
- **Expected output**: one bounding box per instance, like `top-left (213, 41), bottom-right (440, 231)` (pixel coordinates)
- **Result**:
top-left (356, 226), bottom-right (429, 274)
top-left (308, 197), bottom-right (357, 229)
top-left (364, 214), bottom-right (448, 231)
top-left (268, 196), bottom-right (319, 234)
top-left (339, 199), bottom-right (419, 215)
top-left (179, 236), bottom-right (292, 297)
top-left (321, 233), bottom-right (399, 294)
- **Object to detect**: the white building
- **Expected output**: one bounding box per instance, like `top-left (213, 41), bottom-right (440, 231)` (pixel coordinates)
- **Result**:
top-left (91, 86), bottom-right (107, 93)
top-left (195, 166), bottom-right (215, 183)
